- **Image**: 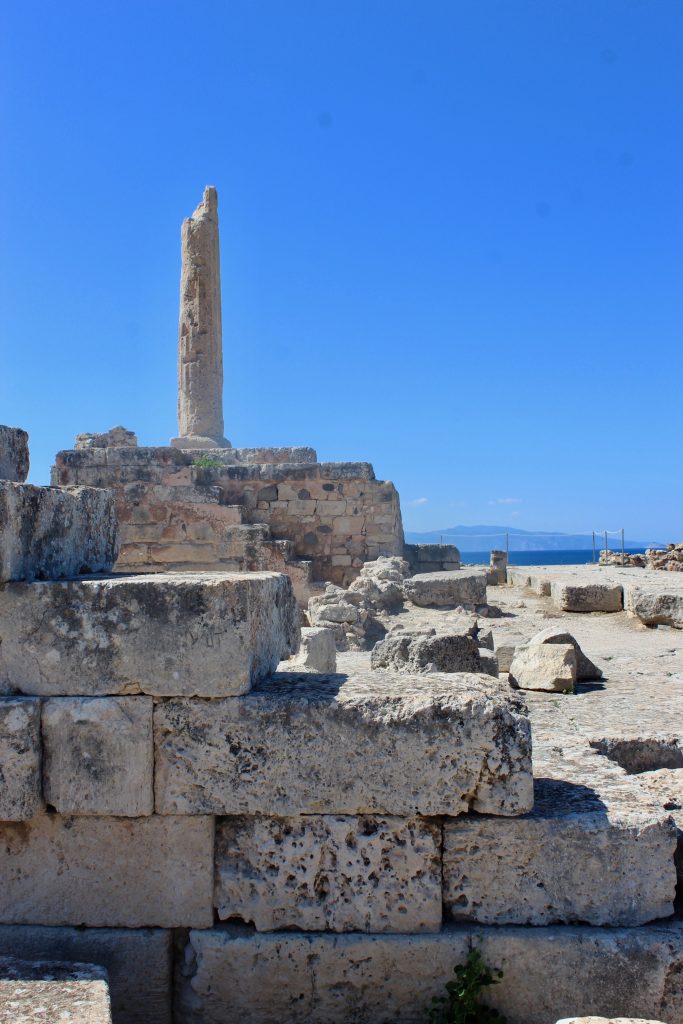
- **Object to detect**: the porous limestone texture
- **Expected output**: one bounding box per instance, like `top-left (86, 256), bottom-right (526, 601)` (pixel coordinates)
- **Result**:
top-left (0, 425), bottom-right (29, 482)
top-left (42, 697), bottom-right (153, 815)
top-left (175, 186), bottom-right (229, 448)
top-left (75, 426), bottom-right (138, 449)
top-left (509, 643), bottom-right (577, 692)
top-left (154, 671), bottom-right (533, 817)
top-left (0, 956), bottom-right (111, 1024)
top-left (0, 813), bottom-right (213, 927)
top-left (551, 580), bottom-right (623, 613)
top-left (287, 626), bottom-right (336, 672)
top-left (0, 482), bottom-right (118, 583)
top-left (442, 777), bottom-right (677, 925)
top-left (0, 698), bottom-right (41, 821)
top-left (404, 570), bottom-right (487, 608)
top-left (529, 626), bottom-right (603, 681)
top-left (174, 921), bottom-right (683, 1024)
top-left (0, 571), bottom-right (299, 697)
top-left (557, 1019), bottom-right (666, 1024)
top-left (0, 926), bottom-right (172, 1024)
top-left (370, 631), bottom-right (485, 674)
top-left (214, 815), bottom-right (441, 933)
top-left (626, 586), bottom-right (683, 629)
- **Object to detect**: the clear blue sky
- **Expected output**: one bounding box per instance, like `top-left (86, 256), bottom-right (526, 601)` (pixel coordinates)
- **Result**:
top-left (1, 1), bottom-right (681, 540)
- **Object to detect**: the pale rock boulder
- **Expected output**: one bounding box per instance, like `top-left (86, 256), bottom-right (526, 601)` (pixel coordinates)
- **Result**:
top-left (0, 698), bottom-right (42, 820)
top-left (556, 1018), bottom-right (667, 1024)
top-left (0, 957), bottom-right (112, 1024)
top-left (0, 425), bottom-right (29, 482)
top-left (154, 671), bottom-right (533, 817)
top-left (370, 632), bottom-right (484, 674)
top-left (286, 626), bottom-right (336, 672)
top-left (509, 643), bottom-right (577, 692)
top-left (214, 815), bottom-right (441, 933)
top-left (551, 580), bottom-right (623, 613)
top-left (625, 586), bottom-right (683, 629)
top-left (75, 426), bottom-right (138, 449)
top-left (42, 697), bottom-right (153, 816)
top-left (529, 626), bottom-right (603, 681)
top-left (346, 556), bottom-right (409, 609)
top-left (404, 570), bottom-right (487, 608)
top-left (0, 482), bottom-right (118, 582)
top-left (496, 644), bottom-right (517, 673)
top-left (0, 813), bottom-right (213, 928)
top-left (0, 571), bottom-right (299, 697)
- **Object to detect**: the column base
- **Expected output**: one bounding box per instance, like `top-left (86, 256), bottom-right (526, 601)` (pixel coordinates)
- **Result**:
top-left (170, 436), bottom-right (232, 450)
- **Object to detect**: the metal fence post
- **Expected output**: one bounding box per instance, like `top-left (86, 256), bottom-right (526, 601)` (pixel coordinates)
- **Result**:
top-left (621, 527), bottom-right (625, 566)
top-left (592, 530), bottom-right (596, 563)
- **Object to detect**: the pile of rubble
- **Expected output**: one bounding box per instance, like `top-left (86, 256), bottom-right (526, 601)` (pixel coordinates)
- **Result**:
top-left (599, 544), bottom-right (683, 571)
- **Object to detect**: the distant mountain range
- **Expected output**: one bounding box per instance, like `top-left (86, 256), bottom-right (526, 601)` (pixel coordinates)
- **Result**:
top-left (404, 525), bottom-right (665, 553)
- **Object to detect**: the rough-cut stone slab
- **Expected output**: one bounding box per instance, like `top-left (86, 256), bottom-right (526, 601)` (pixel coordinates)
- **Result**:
top-left (42, 697), bottom-right (153, 815)
top-left (556, 1019), bottom-right (667, 1024)
top-left (75, 425), bottom-right (138, 449)
top-left (0, 698), bottom-right (42, 821)
top-left (404, 570), bottom-right (487, 607)
top-left (0, 813), bottom-right (213, 927)
top-left (625, 586), bottom-right (683, 629)
top-left (0, 926), bottom-right (172, 1024)
top-left (155, 671), bottom-right (532, 816)
top-left (509, 643), bottom-right (577, 692)
top-left (370, 631), bottom-right (485, 674)
top-left (0, 482), bottom-right (118, 583)
top-left (551, 580), bottom-right (623, 613)
top-left (528, 626), bottom-right (603, 681)
top-left (443, 777), bottom-right (677, 925)
top-left (174, 921), bottom-right (683, 1024)
top-left (286, 626), bottom-right (336, 672)
top-left (0, 425), bottom-right (29, 482)
top-left (0, 571), bottom-right (298, 697)
top-left (0, 956), bottom-right (111, 1023)
top-left (214, 815), bottom-right (441, 933)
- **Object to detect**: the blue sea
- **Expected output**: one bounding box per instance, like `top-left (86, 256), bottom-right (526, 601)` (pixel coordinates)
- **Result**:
top-left (461, 549), bottom-right (647, 566)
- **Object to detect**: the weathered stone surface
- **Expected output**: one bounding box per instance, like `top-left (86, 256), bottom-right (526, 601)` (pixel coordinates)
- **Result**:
top-left (0, 426), bottom-right (29, 482)
top-left (0, 698), bottom-right (42, 821)
top-left (443, 777), bottom-right (677, 926)
top-left (0, 482), bottom-right (118, 583)
top-left (174, 186), bottom-right (229, 448)
top-left (0, 813), bottom-right (213, 927)
top-left (404, 570), bottom-right (487, 608)
top-left (529, 626), bottom-right (603, 681)
top-left (370, 632), bottom-right (485, 674)
top-left (174, 921), bottom-right (683, 1024)
top-left (0, 926), bottom-right (172, 1024)
top-left (42, 697), bottom-right (153, 816)
top-left (0, 572), bottom-right (298, 697)
top-left (0, 956), bottom-right (111, 1023)
top-left (286, 626), bottom-right (336, 672)
top-left (625, 586), bottom-right (683, 629)
top-left (75, 426), bottom-right (138, 449)
top-left (214, 815), bottom-right (441, 933)
top-left (155, 671), bottom-right (532, 816)
top-left (509, 643), bottom-right (577, 692)
top-left (556, 1019), bottom-right (666, 1024)
top-left (478, 649), bottom-right (499, 677)
top-left (551, 580), bottom-right (623, 613)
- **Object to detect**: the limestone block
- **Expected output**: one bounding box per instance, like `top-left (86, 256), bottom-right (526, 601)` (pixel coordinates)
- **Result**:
top-left (551, 581), bottom-right (623, 613)
top-left (0, 926), bottom-right (172, 1024)
top-left (509, 643), bottom-right (576, 692)
top-left (0, 482), bottom-right (118, 583)
top-left (370, 632), bottom-right (484, 674)
top-left (625, 586), bottom-right (683, 629)
top-left (154, 671), bottom-right (533, 816)
top-left (0, 425), bottom-right (29, 482)
top-left (214, 815), bottom-right (441, 932)
top-left (0, 813), bottom-right (213, 927)
top-left (404, 570), bottom-right (487, 608)
top-left (496, 644), bottom-right (516, 673)
top-left (529, 626), bottom-right (603, 681)
top-left (556, 1019), bottom-right (666, 1024)
top-left (174, 921), bottom-right (683, 1024)
top-left (443, 778), bottom-right (677, 926)
top-left (75, 425), bottom-right (138, 449)
top-left (287, 627), bottom-right (336, 672)
top-left (0, 572), bottom-right (299, 697)
top-left (42, 697), bottom-right (153, 816)
top-left (0, 956), bottom-right (111, 1023)
top-left (478, 649), bottom-right (499, 677)
top-left (0, 698), bottom-right (42, 821)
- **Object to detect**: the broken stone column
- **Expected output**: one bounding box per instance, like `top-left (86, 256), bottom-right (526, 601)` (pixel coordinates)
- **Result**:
top-left (172, 186), bottom-right (230, 449)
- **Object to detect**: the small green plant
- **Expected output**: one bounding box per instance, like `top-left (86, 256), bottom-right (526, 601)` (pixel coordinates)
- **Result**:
top-left (427, 947), bottom-right (506, 1024)
top-left (192, 456), bottom-right (224, 470)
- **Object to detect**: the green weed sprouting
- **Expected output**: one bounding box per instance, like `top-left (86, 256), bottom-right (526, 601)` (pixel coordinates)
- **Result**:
top-left (192, 456), bottom-right (224, 470)
top-left (426, 947), bottom-right (506, 1024)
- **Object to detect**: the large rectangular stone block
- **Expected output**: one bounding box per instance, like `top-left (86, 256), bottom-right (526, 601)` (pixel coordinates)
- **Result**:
top-left (42, 697), bottom-right (153, 815)
top-left (443, 777), bottom-right (677, 926)
top-left (214, 815), bottom-right (442, 933)
top-left (625, 585), bottom-right (683, 629)
top-left (0, 571), bottom-right (299, 697)
top-left (0, 481), bottom-right (118, 582)
top-left (0, 926), bottom-right (172, 1024)
top-left (404, 570), bottom-right (487, 608)
top-left (0, 698), bottom-right (42, 821)
top-left (174, 921), bottom-right (683, 1024)
top-left (0, 425), bottom-right (29, 482)
top-left (0, 956), bottom-right (112, 1023)
top-left (550, 580), bottom-right (623, 612)
top-left (154, 671), bottom-right (532, 816)
top-left (0, 813), bottom-right (213, 927)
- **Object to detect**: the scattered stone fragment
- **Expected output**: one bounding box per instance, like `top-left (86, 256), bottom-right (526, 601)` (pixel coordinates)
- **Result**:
top-left (529, 626), bottom-right (603, 681)
top-left (287, 626), bottom-right (336, 672)
top-left (346, 556), bottom-right (409, 609)
top-left (370, 632), bottom-right (485, 674)
top-left (75, 426), bottom-right (138, 449)
top-left (0, 956), bottom-right (112, 1024)
top-left (551, 581), bottom-right (623, 613)
top-left (214, 815), bottom-right (441, 933)
top-left (0, 425), bottom-right (29, 482)
top-left (496, 644), bottom-right (517, 673)
top-left (625, 586), bottom-right (683, 629)
top-left (509, 643), bottom-right (577, 692)
top-left (0, 698), bottom-right (42, 821)
top-left (404, 570), bottom-right (487, 608)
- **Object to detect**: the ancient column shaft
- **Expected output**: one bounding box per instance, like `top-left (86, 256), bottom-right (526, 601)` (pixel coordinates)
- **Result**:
top-left (174, 186), bottom-right (229, 447)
